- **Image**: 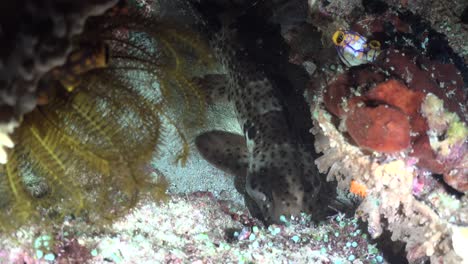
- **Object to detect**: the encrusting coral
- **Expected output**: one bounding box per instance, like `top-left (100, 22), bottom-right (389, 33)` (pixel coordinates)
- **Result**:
top-left (306, 1), bottom-right (467, 263)
top-left (311, 107), bottom-right (467, 262)
top-left (320, 49), bottom-right (467, 193)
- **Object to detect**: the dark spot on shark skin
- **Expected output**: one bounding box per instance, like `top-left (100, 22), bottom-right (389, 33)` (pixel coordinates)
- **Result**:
top-left (253, 91), bottom-right (260, 99)
top-left (304, 184), bottom-right (313, 193)
top-left (313, 174), bottom-right (322, 186)
top-left (282, 182), bottom-right (289, 190)
top-left (250, 181), bottom-right (257, 189)
top-left (270, 152), bottom-right (275, 159)
top-left (246, 126), bottom-right (256, 140)
top-left (272, 101), bottom-right (280, 109)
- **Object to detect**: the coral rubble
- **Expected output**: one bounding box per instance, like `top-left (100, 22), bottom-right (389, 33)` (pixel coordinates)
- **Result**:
top-left (0, 193), bottom-right (387, 263)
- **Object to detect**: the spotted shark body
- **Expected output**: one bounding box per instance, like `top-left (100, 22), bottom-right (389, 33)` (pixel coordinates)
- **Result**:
top-left (192, 1), bottom-right (338, 222)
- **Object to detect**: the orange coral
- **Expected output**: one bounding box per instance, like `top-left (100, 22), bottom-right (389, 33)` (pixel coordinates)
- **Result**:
top-left (350, 180), bottom-right (367, 197)
top-left (346, 105), bottom-right (411, 153)
top-left (323, 74), bottom-right (351, 117)
top-left (365, 79), bottom-right (429, 136)
top-left (365, 79), bottom-right (424, 116)
top-left (323, 67), bottom-right (386, 117)
top-left (377, 49), bottom-right (465, 120)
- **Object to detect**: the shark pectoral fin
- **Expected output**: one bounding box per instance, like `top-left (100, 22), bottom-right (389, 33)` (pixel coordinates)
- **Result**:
top-left (195, 130), bottom-right (248, 179)
top-left (193, 74), bottom-right (229, 103)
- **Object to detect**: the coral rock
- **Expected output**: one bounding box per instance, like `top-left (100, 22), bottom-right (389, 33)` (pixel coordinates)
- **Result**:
top-left (308, 3), bottom-right (468, 262)
top-left (444, 168), bottom-right (468, 192)
top-left (376, 49), bottom-right (466, 122)
top-left (321, 50), bottom-right (466, 184)
top-left (442, 144), bottom-right (468, 192)
top-left (351, 13), bottom-right (411, 37)
top-left (0, 0), bottom-right (118, 124)
top-left (411, 135), bottom-right (445, 174)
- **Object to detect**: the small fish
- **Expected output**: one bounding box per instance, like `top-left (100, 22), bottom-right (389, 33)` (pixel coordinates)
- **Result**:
top-left (332, 30), bottom-right (381, 67)
top-left (193, 4), bottom-right (340, 223)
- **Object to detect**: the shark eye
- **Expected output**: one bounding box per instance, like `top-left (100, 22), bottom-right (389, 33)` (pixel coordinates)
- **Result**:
top-left (246, 126), bottom-right (257, 140)
top-left (332, 31), bottom-right (346, 46)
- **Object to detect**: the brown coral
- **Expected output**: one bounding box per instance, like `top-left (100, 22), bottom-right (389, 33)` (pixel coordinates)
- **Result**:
top-left (410, 136), bottom-right (445, 174)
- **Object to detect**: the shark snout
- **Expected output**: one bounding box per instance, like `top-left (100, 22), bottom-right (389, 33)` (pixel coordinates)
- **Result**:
top-left (246, 168), bottom-right (305, 223)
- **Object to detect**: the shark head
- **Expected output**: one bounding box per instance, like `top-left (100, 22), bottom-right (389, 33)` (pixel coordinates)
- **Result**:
top-left (195, 130), bottom-right (325, 223)
top-left (244, 142), bottom-right (324, 223)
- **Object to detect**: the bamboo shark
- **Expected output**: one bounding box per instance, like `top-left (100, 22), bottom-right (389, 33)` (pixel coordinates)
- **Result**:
top-left (192, 0), bottom-right (338, 223)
